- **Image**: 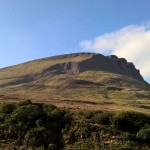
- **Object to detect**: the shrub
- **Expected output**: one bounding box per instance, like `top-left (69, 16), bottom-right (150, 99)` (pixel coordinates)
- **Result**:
top-left (136, 127), bottom-right (150, 142)
top-left (48, 144), bottom-right (56, 150)
top-left (17, 100), bottom-right (32, 106)
top-left (83, 111), bottom-right (94, 119)
top-left (43, 104), bottom-right (57, 114)
top-left (0, 112), bottom-right (6, 122)
top-left (112, 111), bottom-right (150, 133)
top-left (122, 132), bottom-right (136, 141)
top-left (0, 101), bottom-right (73, 149)
top-left (24, 127), bottom-right (45, 147)
top-left (7, 104), bottom-right (44, 125)
top-left (93, 112), bottom-right (112, 125)
top-left (0, 103), bottom-right (15, 114)
top-left (62, 110), bottom-right (73, 129)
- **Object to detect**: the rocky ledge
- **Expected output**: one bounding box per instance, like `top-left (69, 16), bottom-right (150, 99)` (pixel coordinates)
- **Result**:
top-left (42, 53), bottom-right (144, 82)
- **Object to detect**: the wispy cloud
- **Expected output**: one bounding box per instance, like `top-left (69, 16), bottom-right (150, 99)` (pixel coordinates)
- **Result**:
top-left (80, 22), bottom-right (150, 78)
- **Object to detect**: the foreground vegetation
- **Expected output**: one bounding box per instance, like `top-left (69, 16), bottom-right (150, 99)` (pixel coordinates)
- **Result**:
top-left (65, 110), bottom-right (150, 150)
top-left (0, 100), bottom-right (150, 150)
top-left (0, 100), bottom-right (72, 150)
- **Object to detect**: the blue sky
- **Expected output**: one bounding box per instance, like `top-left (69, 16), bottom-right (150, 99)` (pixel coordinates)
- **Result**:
top-left (0, 0), bottom-right (150, 82)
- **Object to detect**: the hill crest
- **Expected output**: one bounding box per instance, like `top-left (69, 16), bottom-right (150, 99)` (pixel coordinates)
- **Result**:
top-left (0, 52), bottom-right (144, 83)
top-left (34, 52), bottom-right (144, 82)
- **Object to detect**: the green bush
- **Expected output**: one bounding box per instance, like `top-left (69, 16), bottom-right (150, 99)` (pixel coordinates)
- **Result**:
top-left (24, 127), bottom-right (45, 147)
top-left (0, 101), bottom-right (72, 149)
top-left (17, 100), bottom-right (32, 106)
top-left (0, 103), bottom-right (15, 114)
top-left (0, 112), bottom-right (6, 122)
top-left (92, 112), bottom-right (112, 125)
top-left (62, 110), bottom-right (73, 129)
top-left (83, 111), bottom-right (94, 119)
top-left (48, 144), bottom-right (56, 150)
top-left (112, 111), bottom-right (150, 133)
top-left (122, 132), bottom-right (136, 141)
top-left (7, 104), bottom-right (44, 125)
top-left (43, 104), bottom-right (57, 114)
top-left (136, 127), bottom-right (150, 142)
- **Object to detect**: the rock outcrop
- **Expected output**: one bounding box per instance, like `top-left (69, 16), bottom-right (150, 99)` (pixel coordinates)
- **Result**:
top-left (0, 53), bottom-right (145, 88)
top-left (42, 53), bottom-right (144, 82)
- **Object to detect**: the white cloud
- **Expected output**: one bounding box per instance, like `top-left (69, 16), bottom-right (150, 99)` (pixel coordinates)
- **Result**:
top-left (80, 22), bottom-right (150, 78)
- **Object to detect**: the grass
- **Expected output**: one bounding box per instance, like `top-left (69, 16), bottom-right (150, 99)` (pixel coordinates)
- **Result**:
top-left (0, 54), bottom-right (150, 115)
top-left (0, 70), bottom-right (150, 114)
top-left (0, 54), bottom-right (92, 78)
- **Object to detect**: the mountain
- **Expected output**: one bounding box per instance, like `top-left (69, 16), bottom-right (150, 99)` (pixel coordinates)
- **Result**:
top-left (0, 53), bottom-right (150, 113)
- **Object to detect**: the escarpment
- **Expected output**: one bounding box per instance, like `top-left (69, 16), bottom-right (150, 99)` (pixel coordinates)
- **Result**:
top-left (0, 53), bottom-right (146, 87)
top-left (41, 53), bottom-right (144, 82)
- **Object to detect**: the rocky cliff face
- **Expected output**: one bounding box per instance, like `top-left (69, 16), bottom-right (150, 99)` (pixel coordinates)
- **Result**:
top-left (42, 53), bottom-right (144, 82)
top-left (0, 53), bottom-right (145, 88)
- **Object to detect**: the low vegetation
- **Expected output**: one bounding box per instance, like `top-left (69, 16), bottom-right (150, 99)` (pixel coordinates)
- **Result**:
top-left (0, 100), bottom-right (150, 149)
top-left (0, 100), bottom-right (72, 150)
top-left (64, 109), bottom-right (150, 150)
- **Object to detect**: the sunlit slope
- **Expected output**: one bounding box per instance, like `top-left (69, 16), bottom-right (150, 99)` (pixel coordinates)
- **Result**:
top-left (0, 53), bottom-right (92, 78)
top-left (0, 53), bottom-right (150, 113)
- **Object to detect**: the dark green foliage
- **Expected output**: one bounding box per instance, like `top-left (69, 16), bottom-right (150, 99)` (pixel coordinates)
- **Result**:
top-left (62, 109), bottom-right (73, 129)
top-left (7, 104), bottom-right (44, 124)
top-left (24, 127), bottom-right (45, 147)
top-left (136, 127), bottom-right (150, 142)
top-left (77, 110), bottom-right (113, 125)
top-left (17, 99), bottom-right (32, 106)
top-left (65, 110), bottom-right (150, 150)
top-left (0, 102), bottom-right (150, 149)
top-left (43, 104), bottom-right (57, 114)
top-left (81, 110), bottom-right (96, 119)
top-left (0, 100), bottom-right (72, 149)
top-left (112, 111), bottom-right (150, 133)
top-left (122, 132), bottom-right (137, 141)
top-left (48, 144), bottom-right (56, 150)
top-left (92, 112), bottom-right (113, 125)
top-left (0, 103), bottom-right (15, 114)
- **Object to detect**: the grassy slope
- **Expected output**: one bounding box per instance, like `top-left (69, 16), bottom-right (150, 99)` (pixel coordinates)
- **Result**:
top-left (0, 54), bottom-right (91, 79)
top-left (0, 54), bottom-right (150, 114)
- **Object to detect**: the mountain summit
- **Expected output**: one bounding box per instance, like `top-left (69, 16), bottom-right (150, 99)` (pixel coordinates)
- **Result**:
top-left (0, 53), bottom-right (150, 112)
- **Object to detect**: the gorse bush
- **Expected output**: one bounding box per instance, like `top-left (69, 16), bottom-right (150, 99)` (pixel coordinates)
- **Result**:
top-left (92, 112), bottom-right (113, 125)
top-left (7, 104), bottom-right (44, 124)
top-left (43, 104), bottom-right (57, 113)
top-left (136, 127), bottom-right (150, 142)
top-left (0, 100), bottom-right (72, 150)
top-left (122, 132), bottom-right (137, 141)
top-left (24, 127), bottom-right (45, 147)
top-left (17, 99), bottom-right (32, 106)
top-left (77, 110), bottom-right (112, 125)
top-left (0, 102), bottom-right (150, 149)
top-left (112, 111), bottom-right (150, 133)
top-left (0, 103), bottom-right (16, 114)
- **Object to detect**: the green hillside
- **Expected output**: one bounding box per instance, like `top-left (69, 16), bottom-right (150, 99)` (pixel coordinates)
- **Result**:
top-left (0, 53), bottom-right (150, 114)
